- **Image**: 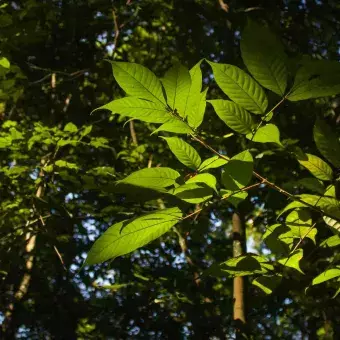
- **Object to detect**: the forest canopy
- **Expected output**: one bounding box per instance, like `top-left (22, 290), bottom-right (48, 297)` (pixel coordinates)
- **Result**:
top-left (0, 1), bottom-right (340, 339)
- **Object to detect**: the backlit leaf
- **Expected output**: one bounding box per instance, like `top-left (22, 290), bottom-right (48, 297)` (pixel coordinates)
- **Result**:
top-left (84, 207), bottom-right (182, 265)
top-left (162, 137), bottom-right (201, 169)
top-left (117, 167), bottom-right (180, 189)
top-left (312, 267), bottom-right (340, 285)
top-left (151, 119), bottom-right (192, 135)
top-left (222, 150), bottom-right (253, 190)
top-left (198, 156), bottom-right (228, 172)
top-left (287, 58), bottom-right (340, 101)
top-left (186, 173), bottom-right (217, 192)
top-left (241, 21), bottom-right (287, 96)
top-left (278, 249), bottom-right (304, 273)
top-left (252, 275), bottom-right (282, 294)
top-left (98, 97), bottom-right (170, 123)
top-left (208, 61), bottom-right (268, 114)
top-left (246, 124), bottom-right (282, 146)
top-left (109, 61), bottom-right (166, 105)
top-left (162, 63), bottom-right (191, 117)
top-left (171, 183), bottom-right (213, 204)
top-left (297, 153), bottom-right (333, 181)
top-left (208, 100), bottom-right (254, 134)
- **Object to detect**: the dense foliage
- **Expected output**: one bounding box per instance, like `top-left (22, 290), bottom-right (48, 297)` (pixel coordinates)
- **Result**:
top-left (1, 1), bottom-right (340, 339)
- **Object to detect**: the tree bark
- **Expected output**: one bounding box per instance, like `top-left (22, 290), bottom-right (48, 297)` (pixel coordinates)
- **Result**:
top-left (232, 212), bottom-right (247, 338)
top-left (2, 171), bottom-right (44, 338)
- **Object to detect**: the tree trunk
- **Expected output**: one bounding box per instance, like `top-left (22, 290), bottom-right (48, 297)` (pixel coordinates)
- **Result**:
top-left (232, 212), bottom-right (247, 339)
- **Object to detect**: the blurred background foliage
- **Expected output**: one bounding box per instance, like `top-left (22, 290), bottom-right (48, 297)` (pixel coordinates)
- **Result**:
top-left (0, 0), bottom-right (340, 338)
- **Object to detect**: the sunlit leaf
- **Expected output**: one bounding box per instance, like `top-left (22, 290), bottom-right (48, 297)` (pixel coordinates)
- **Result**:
top-left (198, 156), bottom-right (228, 172)
top-left (109, 61), bottom-right (166, 105)
top-left (64, 122), bottom-right (78, 133)
top-left (162, 63), bottom-right (192, 117)
top-left (320, 235), bottom-right (340, 248)
top-left (241, 21), bottom-right (287, 96)
top-left (98, 97), bottom-right (170, 123)
top-left (222, 150), bottom-right (253, 190)
top-left (162, 136), bottom-right (201, 169)
top-left (208, 100), bottom-right (254, 134)
top-left (84, 207), bottom-right (182, 265)
top-left (171, 182), bottom-right (213, 204)
top-left (297, 153), bottom-right (333, 181)
top-left (221, 189), bottom-right (248, 208)
top-left (117, 167), bottom-right (180, 189)
top-left (252, 275), bottom-right (282, 294)
top-left (188, 88), bottom-right (208, 129)
top-left (208, 61), bottom-right (268, 114)
top-left (278, 249), bottom-right (304, 274)
top-left (152, 119), bottom-right (192, 135)
top-left (186, 173), bottom-right (217, 192)
top-left (246, 124), bottom-right (282, 146)
top-left (312, 267), bottom-right (340, 285)
top-left (287, 58), bottom-right (340, 101)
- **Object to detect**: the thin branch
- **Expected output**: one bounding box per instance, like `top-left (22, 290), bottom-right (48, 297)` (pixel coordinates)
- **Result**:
top-left (191, 134), bottom-right (340, 223)
top-left (219, 0), bottom-right (229, 12)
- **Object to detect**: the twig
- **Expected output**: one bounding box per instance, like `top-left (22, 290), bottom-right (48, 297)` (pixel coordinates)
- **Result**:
top-left (219, 0), bottom-right (229, 12)
top-left (191, 134), bottom-right (340, 223)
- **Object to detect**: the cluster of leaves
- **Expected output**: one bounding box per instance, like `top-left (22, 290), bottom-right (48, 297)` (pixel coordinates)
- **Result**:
top-left (85, 21), bottom-right (340, 299)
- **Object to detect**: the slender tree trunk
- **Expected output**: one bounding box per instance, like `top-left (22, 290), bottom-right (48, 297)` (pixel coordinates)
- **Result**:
top-left (232, 212), bottom-right (247, 339)
top-left (2, 169), bottom-right (45, 338)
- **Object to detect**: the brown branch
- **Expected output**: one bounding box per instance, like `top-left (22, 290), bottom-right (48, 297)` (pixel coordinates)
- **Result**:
top-left (219, 0), bottom-right (229, 12)
top-left (191, 134), bottom-right (340, 223)
top-left (129, 121), bottom-right (138, 145)
top-left (173, 227), bottom-right (201, 286)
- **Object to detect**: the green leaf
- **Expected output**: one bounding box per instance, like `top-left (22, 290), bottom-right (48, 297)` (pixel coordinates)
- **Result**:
top-left (252, 275), bottom-right (282, 294)
top-left (278, 249), bottom-right (304, 274)
top-left (208, 100), bottom-right (254, 134)
top-left (186, 173), bottom-right (217, 192)
top-left (0, 136), bottom-right (12, 148)
top-left (280, 194), bottom-right (340, 220)
top-left (287, 58), bottom-right (340, 101)
top-left (84, 207), bottom-right (182, 265)
top-left (218, 254), bottom-right (274, 276)
top-left (80, 125), bottom-right (93, 138)
top-left (0, 57), bottom-right (10, 69)
top-left (98, 97), bottom-right (170, 123)
top-left (246, 124), bottom-right (282, 146)
top-left (55, 160), bottom-right (78, 170)
top-left (162, 63), bottom-right (192, 117)
top-left (185, 61), bottom-right (207, 128)
top-left (151, 119), bottom-right (192, 135)
top-left (162, 137), bottom-right (201, 169)
top-left (320, 235), bottom-right (340, 248)
top-left (117, 167), bottom-right (180, 189)
top-left (297, 178), bottom-right (325, 195)
top-left (221, 189), bottom-right (248, 208)
top-left (222, 150), bottom-right (253, 190)
top-left (297, 153), bottom-right (333, 181)
top-left (314, 118), bottom-right (340, 168)
top-left (241, 21), bottom-right (287, 96)
top-left (198, 156), bottom-right (228, 172)
top-left (64, 122), bottom-right (78, 133)
top-left (171, 183), bottom-right (213, 204)
top-left (323, 216), bottom-right (340, 231)
top-left (312, 267), bottom-right (340, 285)
top-left (109, 61), bottom-right (166, 105)
top-left (208, 61), bottom-right (268, 115)
top-left (188, 88), bottom-right (208, 129)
